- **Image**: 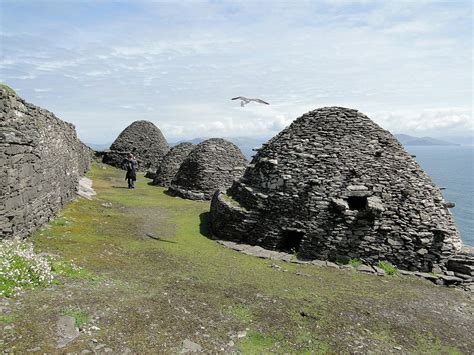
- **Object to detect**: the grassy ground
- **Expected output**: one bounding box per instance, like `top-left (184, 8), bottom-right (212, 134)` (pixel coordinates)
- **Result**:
top-left (1, 163), bottom-right (473, 353)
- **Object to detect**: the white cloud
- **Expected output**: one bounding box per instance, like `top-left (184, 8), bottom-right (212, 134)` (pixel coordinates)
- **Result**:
top-left (85, 70), bottom-right (112, 77)
top-left (0, 0), bottom-right (471, 143)
top-left (370, 107), bottom-right (473, 137)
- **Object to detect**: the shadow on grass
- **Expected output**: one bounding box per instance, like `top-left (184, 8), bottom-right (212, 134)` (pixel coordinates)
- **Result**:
top-left (199, 212), bottom-right (213, 238)
top-left (146, 234), bottom-right (178, 243)
top-left (112, 186), bottom-right (129, 189)
top-left (163, 189), bottom-right (177, 197)
top-left (154, 238), bottom-right (178, 244)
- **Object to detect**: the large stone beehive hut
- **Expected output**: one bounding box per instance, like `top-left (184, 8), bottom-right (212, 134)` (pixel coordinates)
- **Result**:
top-left (0, 87), bottom-right (91, 239)
top-left (152, 142), bottom-right (195, 187)
top-left (168, 138), bottom-right (248, 200)
top-left (210, 107), bottom-right (462, 272)
top-left (102, 120), bottom-right (169, 171)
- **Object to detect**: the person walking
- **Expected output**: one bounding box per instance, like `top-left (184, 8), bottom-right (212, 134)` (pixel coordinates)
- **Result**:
top-left (125, 153), bottom-right (137, 189)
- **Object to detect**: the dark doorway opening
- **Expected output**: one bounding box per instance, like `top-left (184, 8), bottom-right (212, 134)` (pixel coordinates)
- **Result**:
top-left (348, 196), bottom-right (368, 210)
top-left (279, 230), bottom-right (305, 253)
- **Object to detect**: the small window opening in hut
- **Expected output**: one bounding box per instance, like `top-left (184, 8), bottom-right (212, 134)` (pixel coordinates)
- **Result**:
top-left (280, 230), bottom-right (304, 252)
top-left (348, 196), bottom-right (368, 210)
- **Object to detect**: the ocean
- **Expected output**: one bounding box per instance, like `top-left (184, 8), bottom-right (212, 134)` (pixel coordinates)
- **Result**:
top-left (404, 146), bottom-right (473, 247)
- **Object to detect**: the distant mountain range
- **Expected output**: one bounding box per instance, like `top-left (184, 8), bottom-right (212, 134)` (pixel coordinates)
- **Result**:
top-left (394, 134), bottom-right (459, 146)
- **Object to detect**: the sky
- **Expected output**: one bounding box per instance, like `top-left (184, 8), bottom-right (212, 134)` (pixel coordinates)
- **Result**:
top-left (0, 0), bottom-right (472, 144)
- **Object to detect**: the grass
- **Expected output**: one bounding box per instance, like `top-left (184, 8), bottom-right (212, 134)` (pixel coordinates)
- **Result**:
top-left (0, 314), bottom-right (16, 324)
top-left (378, 261), bottom-right (399, 275)
top-left (0, 83), bottom-right (16, 95)
top-left (224, 304), bottom-right (254, 324)
top-left (335, 257), bottom-right (363, 268)
top-left (2, 163), bottom-right (472, 353)
top-left (0, 236), bottom-right (98, 297)
top-left (237, 331), bottom-right (279, 353)
top-left (0, 239), bottom-right (53, 297)
top-left (49, 259), bottom-right (99, 281)
top-left (50, 217), bottom-right (70, 227)
top-left (349, 259), bottom-right (363, 268)
top-left (62, 308), bottom-right (90, 328)
top-left (415, 333), bottom-right (463, 355)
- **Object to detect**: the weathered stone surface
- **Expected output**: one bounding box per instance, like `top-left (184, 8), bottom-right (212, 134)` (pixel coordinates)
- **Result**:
top-left (153, 142), bottom-right (194, 187)
top-left (168, 138), bottom-right (248, 200)
top-left (102, 120), bottom-right (169, 171)
top-left (356, 264), bottom-right (375, 273)
top-left (181, 339), bottom-right (202, 353)
top-left (0, 88), bottom-right (91, 239)
top-left (57, 315), bottom-right (79, 348)
top-left (209, 106), bottom-right (462, 272)
top-left (76, 177), bottom-right (96, 200)
top-left (447, 246), bottom-right (474, 276)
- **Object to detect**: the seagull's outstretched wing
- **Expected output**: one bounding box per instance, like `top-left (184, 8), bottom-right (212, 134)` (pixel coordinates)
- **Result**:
top-left (231, 96), bottom-right (247, 101)
top-left (251, 98), bottom-right (270, 105)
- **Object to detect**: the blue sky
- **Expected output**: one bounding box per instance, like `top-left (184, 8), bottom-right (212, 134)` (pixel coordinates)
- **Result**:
top-left (1, 0), bottom-right (472, 143)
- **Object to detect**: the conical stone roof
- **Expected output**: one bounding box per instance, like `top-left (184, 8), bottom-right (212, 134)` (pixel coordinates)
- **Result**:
top-left (210, 107), bottom-right (462, 272)
top-left (102, 120), bottom-right (169, 171)
top-left (153, 142), bottom-right (195, 187)
top-left (168, 138), bottom-right (248, 200)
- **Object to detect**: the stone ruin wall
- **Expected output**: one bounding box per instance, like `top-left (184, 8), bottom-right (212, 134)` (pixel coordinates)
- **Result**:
top-left (102, 120), bottom-right (170, 172)
top-left (168, 138), bottom-right (248, 200)
top-left (152, 142), bottom-right (195, 187)
top-left (0, 89), bottom-right (92, 239)
top-left (210, 107), bottom-right (463, 273)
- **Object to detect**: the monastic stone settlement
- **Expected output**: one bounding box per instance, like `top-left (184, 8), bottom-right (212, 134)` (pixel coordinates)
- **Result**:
top-left (210, 107), bottom-right (463, 272)
top-left (168, 138), bottom-right (248, 200)
top-left (152, 142), bottom-right (195, 187)
top-left (0, 88), bottom-right (91, 239)
top-left (102, 120), bottom-right (169, 171)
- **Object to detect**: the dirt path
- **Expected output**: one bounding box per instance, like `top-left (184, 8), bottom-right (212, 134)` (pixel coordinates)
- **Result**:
top-left (1, 164), bottom-right (473, 353)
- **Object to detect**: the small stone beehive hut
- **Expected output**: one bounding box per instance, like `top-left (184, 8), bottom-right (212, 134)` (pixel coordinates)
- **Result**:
top-left (168, 138), bottom-right (248, 200)
top-left (102, 120), bottom-right (169, 171)
top-left (210, 107), bottom-right (462, 272)
top-left (152, 142), bottom-right (195, 187)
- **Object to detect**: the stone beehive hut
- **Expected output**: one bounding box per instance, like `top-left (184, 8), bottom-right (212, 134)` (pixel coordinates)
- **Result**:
top-left (152, 142), bottom-right (195, 187)
top-left (102, 120), bottom-right (169, 171)
top-left (168, 138), bottom-right (248, 200)
top-left (0, 88), bottom-right (91, 239)
top-left (210, 107), bottom-right (462, 272)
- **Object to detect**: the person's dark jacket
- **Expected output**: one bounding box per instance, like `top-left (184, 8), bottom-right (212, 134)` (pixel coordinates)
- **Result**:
top-left (125, 158), bottom-right (137, 181)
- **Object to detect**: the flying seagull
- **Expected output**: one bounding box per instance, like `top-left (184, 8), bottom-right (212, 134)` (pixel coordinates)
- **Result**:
top-left (232, 96), bottom-right (270, 107)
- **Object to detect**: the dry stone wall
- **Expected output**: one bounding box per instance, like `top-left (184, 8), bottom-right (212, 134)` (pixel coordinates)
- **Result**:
top-left (168, 138), bottom-right (248, 200)
top-left (152, 142), bottom-right (195, 187)
top-left (210, 107), bottom-right (462, 272)
top-left (0, 88), bottom-right (91, 239)
top-left (102, 120), bottom-right (169, 171)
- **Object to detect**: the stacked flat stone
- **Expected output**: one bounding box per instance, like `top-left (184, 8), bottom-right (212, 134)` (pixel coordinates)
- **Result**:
top-left (102, 120), bottom-right (169, 171)
top-left (168, 138), bottom-right (248, 200)
top-left (210, 107), bottom-right (463, 272)
top-left (0, 88), bottom-right (91, 239)
top-left (447, 246), bottom-right (474, 281)
top-left (152, 142), bottom-right (195, 187)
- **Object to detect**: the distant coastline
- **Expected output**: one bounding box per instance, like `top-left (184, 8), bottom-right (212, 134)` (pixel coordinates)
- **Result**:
top-left (394, 134), bottom-right (460, 146)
